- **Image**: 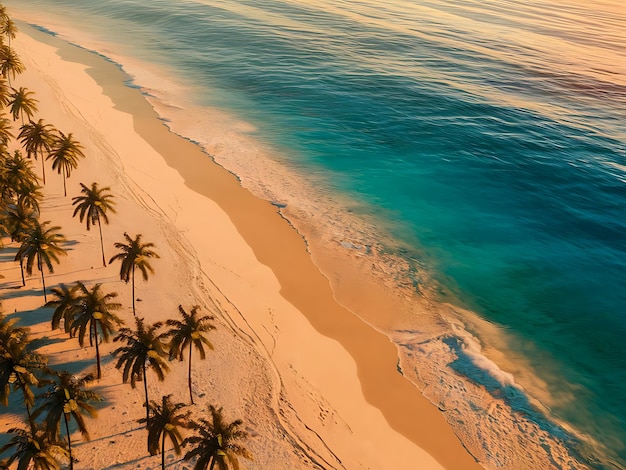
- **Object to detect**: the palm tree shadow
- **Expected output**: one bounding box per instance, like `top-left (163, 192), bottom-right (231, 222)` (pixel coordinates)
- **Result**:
top-left (5, 305), bottom-right (50, 326)
top-left (99, 452), bottom-right (186, 469)
top-left (0, 246), bottom-right (18, 262)
top-left (100, 454), bottom-right (152, 469)
top-left (30, 335), bottom-right (66, 349)
top-left (0, 287), bottom-right (46, 302)
top-left (47, 354), bottom-right (114, 376)
top-left (73, 425), bottom-right (144, 447)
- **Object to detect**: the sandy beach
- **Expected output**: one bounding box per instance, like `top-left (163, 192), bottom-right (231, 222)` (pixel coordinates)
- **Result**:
top-left (0, 20), bottom-right (483, 470)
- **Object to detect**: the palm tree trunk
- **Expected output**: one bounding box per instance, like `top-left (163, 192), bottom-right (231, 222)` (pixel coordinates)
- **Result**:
top-left (38, 253), bottom-right (47, 303)
top-left (142, 363), bottom-right (150, 450)
top-left (94, 320), bottom-right (101, 379)
top-left (188, 344), bottom-right (194, 405)
top-left (62, 166), bottom-right (67, 197)
top-left (64, 413), bottom-right (74, 470)
top-left (40, 150), bottom-right (46, 185)
top-left (16, 375), bottom-right (35, 432)
top-left (24, 400), bottom-right (34, 432)
top-left (132, 266), bottom-right (136, 316)
top-left (97, 217), bottom-right (106, 267)
top-left (161, 432), bottom-right (166, 470)
top-left (19, 257), bottom-right (25, 286)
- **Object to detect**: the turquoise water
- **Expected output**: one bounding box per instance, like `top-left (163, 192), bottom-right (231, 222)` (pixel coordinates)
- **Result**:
top-left (6, 0), bottom-right (625, 467)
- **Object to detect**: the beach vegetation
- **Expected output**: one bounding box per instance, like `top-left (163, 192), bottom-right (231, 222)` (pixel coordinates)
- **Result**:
top-left (72, 182), bottom-right (116, 267)
top-left (140, 394), bottom-right (190, 469)
top-left (46, 283), bottom-right (80, 337)
top-left (0, 45), bottom-right (24, 86)
top-left (109, 232), bottom-right (159, 316)
top-left (0, 314), bottom-right (46, 428)
top-left (0, 149), bottom-right (39, 204)
top-left (19, 118), bottom-right (55, 184)
top-left (69, 282), bottom-right (124, 380)
top-left (48, 131), bottom-right (85, 196)
top-left (1, 197), bottom-right (38, 285)
top-left (33, 370), bottom-right (101, 470)
top-left (0, 424), bottom-right (69, 470)
top-left (113, 317), bottom-right (169, 438)
top-left (164, 305), bottom-right (215, 405)
top-left (0, 16), bottom-right (17, 47)
top-left (0, 312), bottom-right (29, 348)
top-left (182, 404), bottom-right (252, 470)
top-left (0, 78), bottom-right (11, 108)
top-left (8, 86), bottom-right (36, 123)
top-left (3, 196), bottom-right (38, 243)
top-left (15, 220), bottom-right (66, 302)
top-left (0, 111), bottom-right (12, 144)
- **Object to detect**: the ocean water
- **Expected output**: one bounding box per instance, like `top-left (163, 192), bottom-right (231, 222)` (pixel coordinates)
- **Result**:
top-left (5, 0), bottom-right (625, 468)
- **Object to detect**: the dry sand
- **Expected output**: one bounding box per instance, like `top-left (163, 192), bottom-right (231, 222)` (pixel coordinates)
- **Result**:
top-left (0, 23), bottom-right (482, 469)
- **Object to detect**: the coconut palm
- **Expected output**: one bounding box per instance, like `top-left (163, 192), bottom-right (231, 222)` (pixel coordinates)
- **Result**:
top-left (0, 320), bottom-right (47, 428)
top-left (0, 112), bottom-right (13, 146)
top-left (182, 405), bottom-right (252, 470)
top-left (0, 149), bottom-right (39, 203)
top-left (47, 131), bottom-right (85, 196)
top-left (0, 313), bottom-right (29, 347)
top-left (113, 317), bottom-right (169, 434)
top-left (0, 46), bottom-right (25, 86)
top-left (0, 213), bottom-right (9, 246)
top-left (139, 394), bottom-right (190, 469)
top-left (9, 87), bottom-right (37, 124)
top-left (165, 305), bottom-right (215, 404)
top-left (0, 425), bottom-right (69, 470)
top-left (0, 5), bottom-right (8, 27)
top-left (46, 283), bottom-right (80, 336)
top-left (0, 17), bottom-right (17, 48)
top-left (3, 200), bottom-right (38, 286)
top-left (70, 282), bottom-right (123, 379)
top-left (19, 119), bottom-right (55, 184)
top-left (33, 370), bottom-right (101, 470)
top-left (72, 182), bottom-right (116, 267)
top-left (4, 198), bottom-right (38, 243)
top-left (109, 233), bottom-right (159, 316)
top-left (15, 220), bottom-right (67, 302)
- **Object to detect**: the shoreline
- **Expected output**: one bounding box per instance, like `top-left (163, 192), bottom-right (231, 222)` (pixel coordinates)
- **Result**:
top-left (0, 18), bottom-right (482, 470)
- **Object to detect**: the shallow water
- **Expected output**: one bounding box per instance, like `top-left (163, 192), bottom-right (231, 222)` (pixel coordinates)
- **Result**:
top-left (6, 0), bottom-right (626, 468)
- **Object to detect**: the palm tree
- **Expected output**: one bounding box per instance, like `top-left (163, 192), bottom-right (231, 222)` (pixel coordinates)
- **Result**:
top-left (15, 220), bottom-right (67, 302)
top-left (109, 233), bottom-right (159, 316)
top-left (0, 78), bottom-right (11, 109)
top-left (182, 405), bottom-right (252, 470)
top-left (33, 370), bottom-right (101, 470)
top-left (19, 119), bottom-right (55, 184)
top-left (3, 200), bottom-right (38, 286)
top-left (47, 131), bottom-right (85, 196)
top-left (72, 182), bottom-right (116, 267)
top-left (4, 198), bottom-right (38, 243)
top-left (0, 319), bottom-right (47, 428)
top-left (113, 317), bottom-right (169, 435)
top-left (0, 425), bottom-right (69, 470)
top-left (0, 17), bottom-right (17, 48)
top-left (165, 305), bottom-right (215, 404)
top-left (0, 112), bottom-right (13, 147)
top-left (70, 282), bottom-right (123, 379)
top-left (0, 313), bottom-right (29, 349)
top-left (0, 46), bottom-right (25, 86)
top-left (139, 394), bottom-right (190, 469)
top-left (0, 149), bottom-right (39, 203)
top-left (46, 283), bottom-right (80, 336)
top-left (9, 87), bottom-right (37, 124)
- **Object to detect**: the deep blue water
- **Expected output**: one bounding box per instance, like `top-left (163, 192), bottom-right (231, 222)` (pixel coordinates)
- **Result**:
top-left (6, 0), bottom-right (626, 467)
